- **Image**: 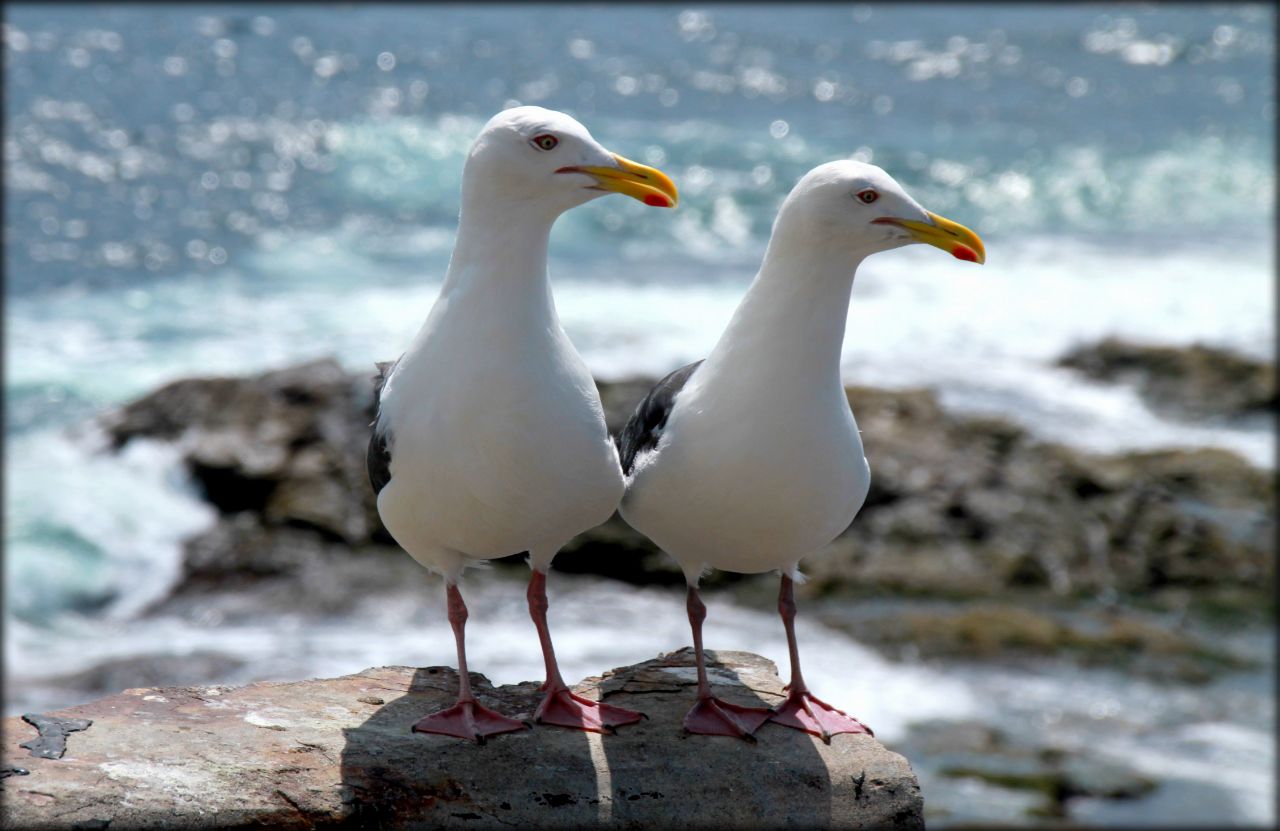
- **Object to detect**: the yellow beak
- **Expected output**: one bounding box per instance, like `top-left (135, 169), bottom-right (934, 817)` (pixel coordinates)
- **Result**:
top-left (874, 211), bottom-right (985, 263)
top-left (558, 153), bottom-right (679, 208)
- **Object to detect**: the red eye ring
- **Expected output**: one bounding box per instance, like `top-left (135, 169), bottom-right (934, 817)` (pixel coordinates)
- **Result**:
top-left (857, 189), bottom-right (879, 204)
top-left (531, 134), bottom-right (559, 151)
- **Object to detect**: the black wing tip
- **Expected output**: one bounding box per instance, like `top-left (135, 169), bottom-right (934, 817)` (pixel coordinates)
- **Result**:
top-left (367, 427), bottom-right (392, 496)
top-left (616, 360), bottom-right (703, 476)
top-left (367, 356), bottom-right (402, 495)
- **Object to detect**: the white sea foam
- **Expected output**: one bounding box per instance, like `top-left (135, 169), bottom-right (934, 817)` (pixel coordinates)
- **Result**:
top-left (3, 427), bottom-right (217, 625)
top-left (10, 229), bottom-right (1272, 465)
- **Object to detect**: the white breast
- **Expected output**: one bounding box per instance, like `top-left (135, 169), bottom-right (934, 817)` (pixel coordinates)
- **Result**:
top-left (376, 288), bottom-right (623, 568)
top-left (621, 371), bottom-right (870, 578)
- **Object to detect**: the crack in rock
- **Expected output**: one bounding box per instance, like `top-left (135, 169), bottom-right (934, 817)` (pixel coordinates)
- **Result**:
top-left (19, 714), bottom-right (93, 760)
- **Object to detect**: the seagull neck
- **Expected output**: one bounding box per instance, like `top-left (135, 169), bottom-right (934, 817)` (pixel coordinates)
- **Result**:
top-left (707, 236), bottom-right (861, 387)
top-left (440, 197), bottom-right (557, 311)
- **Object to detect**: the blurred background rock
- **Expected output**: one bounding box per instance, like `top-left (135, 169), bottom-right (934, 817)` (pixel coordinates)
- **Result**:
top-left (4, 4), bottom-right (1273, 827)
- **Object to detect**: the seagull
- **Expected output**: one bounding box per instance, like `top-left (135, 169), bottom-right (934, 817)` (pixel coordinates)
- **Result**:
top-left (616, 160), bottom-right (984, 742)
top-left (368, 106), bottom-right (678, 742)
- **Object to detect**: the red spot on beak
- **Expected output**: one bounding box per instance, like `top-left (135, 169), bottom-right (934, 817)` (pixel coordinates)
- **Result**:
top-left (952, 244), bottom-right (979, 262)
top-left (643, 194), bottom-right (671, 207)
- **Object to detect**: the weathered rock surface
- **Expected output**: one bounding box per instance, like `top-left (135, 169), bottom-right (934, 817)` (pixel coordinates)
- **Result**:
top-left (1057, 336), bottom-right (1276, 422)
top-left (1, 650), bottom-right (923, 830)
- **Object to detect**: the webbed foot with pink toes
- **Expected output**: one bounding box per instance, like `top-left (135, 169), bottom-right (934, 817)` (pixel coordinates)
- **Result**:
top-left (536, 688), bottom-right (645, 734)
top-left (412, 700), bottom-right (529, 744)
top-left (768, 689), bottom-right (872, 743)
top-left (683, 696), bottom-right (773, 742)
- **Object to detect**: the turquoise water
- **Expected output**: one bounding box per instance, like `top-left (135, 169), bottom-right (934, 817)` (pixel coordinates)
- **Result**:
top-left (4, 5), bottom-right (1275, 824)
top-left (5, 4), bottom-right (1274, 425)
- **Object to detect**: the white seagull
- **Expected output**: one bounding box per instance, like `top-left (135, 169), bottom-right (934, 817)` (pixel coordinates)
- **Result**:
top-left (369, 106), bottom-right (678, 742)
top-left (616, 160), bottom-right (984, 741)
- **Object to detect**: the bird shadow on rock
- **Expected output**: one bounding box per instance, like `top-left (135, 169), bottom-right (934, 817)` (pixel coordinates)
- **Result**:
top-left (593, 647), bottom-right (834, 828)
top-left (337, 652), bottom-right (833, 828)
top-left (337, 664), bottom-right (598, 828)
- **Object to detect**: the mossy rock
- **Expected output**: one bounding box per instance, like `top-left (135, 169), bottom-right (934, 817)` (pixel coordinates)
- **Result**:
top-left (840, 603), bottom-right (1256, 682)
top-left (941, 760), bottom-right (1157, 818)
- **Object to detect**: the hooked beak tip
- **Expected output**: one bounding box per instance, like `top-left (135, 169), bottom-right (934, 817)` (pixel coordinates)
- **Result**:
top-left (559, 154), bottom-right (679, 208)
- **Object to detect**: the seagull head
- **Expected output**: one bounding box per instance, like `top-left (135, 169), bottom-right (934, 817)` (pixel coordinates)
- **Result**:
top-left (463, 106), bottom-right (678, 216)
top-left (776, 160), bottom-right (985, 264)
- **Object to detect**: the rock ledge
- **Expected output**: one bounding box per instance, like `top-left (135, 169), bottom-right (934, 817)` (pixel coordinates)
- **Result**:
top-left (3, 650), bottom-right (922, 829)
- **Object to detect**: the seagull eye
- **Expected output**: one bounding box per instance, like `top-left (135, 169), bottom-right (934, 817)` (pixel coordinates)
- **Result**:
top-left (857, 189), bottom-right (879, 204)
top-left (531, 134), bottom-right (559, 151)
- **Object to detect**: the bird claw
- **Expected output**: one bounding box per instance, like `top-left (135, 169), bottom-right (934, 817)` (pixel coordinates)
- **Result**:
top-left (411, 699), bottom-right (529, 743)
top-left (683, 696), bottom-right (773, 741)
top-left (768, 690), bottom-right (872, 742)
top-left (535, 688), bottom-right (645, 734)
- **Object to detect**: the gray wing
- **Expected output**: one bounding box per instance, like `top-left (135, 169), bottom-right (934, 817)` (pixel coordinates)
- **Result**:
top-left (615, 360), bottom-right (703, 476)
top-left (367, 357), bottom-right (401, 496)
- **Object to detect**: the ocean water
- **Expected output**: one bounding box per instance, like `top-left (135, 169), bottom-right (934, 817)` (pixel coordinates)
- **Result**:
top-left (4, 4), bottom-right (1274, 825)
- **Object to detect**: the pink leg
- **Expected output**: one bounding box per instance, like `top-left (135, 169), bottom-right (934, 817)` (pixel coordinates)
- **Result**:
top-left (767, 575), bottom-right (873, 743)
top-left (411, 583), bottom-right (529, 744)
top-left (683, 586), bottom-right (773, 741)
top-left (528, 570), bottom-right (644, 733)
